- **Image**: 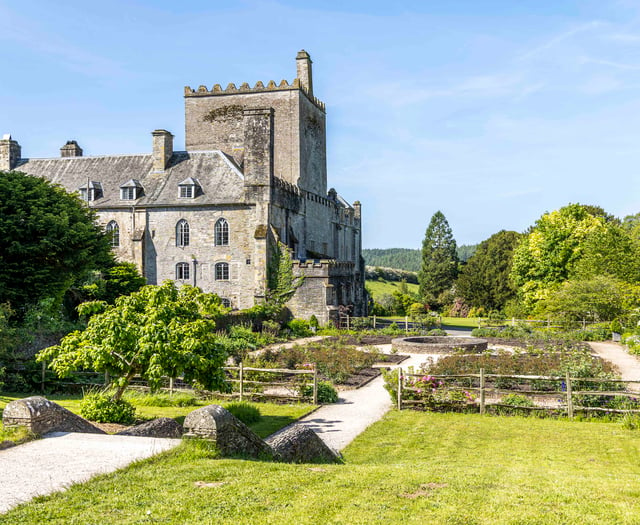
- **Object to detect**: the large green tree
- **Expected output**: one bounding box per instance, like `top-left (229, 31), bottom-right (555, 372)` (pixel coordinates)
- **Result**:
top-left (38, 281), bottom-right (230, 400)
top-left (510, 204), bottom-right (606, 309)
top-left (572, 223), bottom-right (640, 283)
top-left (0, 171), bottom-right (113, 310)
top-left (418, 211), bottom-right (459, 305)
top-left (456, 230), bottom-right (523, 311)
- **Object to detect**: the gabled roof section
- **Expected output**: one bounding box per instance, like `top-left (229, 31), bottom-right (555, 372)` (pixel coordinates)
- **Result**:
top-left (14, 150), bottom-right (246, 207)
top-left (120, 179), bottom-right (143, 188)
top-left (178, 177), bottom-right (199, 186)
top-left (79, 180), bottom-right (102, 190)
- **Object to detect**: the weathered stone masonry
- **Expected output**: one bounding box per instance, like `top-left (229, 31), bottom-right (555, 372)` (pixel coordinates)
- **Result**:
top-left (2, 51), bottom-right (365, 324)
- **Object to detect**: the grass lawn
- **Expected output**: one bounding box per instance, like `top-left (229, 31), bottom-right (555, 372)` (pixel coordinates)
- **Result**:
top-left (0, 393), bottom-right (315, 439)
top-left (365, 279), bottom-right (419, 301)
top-left (440, 316), bottom-right (481, 329)
top-left (3, 411), bottom-right (640, 524)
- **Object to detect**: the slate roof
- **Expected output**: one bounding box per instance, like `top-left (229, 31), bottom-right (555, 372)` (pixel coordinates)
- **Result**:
top-left (13, 151), bottom-right (245, 207)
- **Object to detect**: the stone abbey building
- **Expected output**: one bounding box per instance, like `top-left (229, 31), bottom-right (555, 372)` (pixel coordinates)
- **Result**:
top-left (1, 51), bottom-right (365, 324)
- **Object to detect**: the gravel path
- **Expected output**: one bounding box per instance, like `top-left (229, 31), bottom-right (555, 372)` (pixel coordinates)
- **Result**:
top-left (0, 432), bottom-right (180, 513)
top-left (589, 341), bottom-right (640, 391)
top-left (0, 343), bottom-right (439, 512)
top-left (282, 349), bottom-right (434, 451)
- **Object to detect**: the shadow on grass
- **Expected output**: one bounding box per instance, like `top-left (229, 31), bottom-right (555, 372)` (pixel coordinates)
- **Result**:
top-left (250, 415), bottom-right (300, 439)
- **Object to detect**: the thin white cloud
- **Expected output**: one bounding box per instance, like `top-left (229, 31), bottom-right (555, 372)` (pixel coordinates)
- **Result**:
top-left (517, 21), bottom-right (603, 61)
top-left (606, 32), bottom-right (640, 43)
top-left (580, 56), bottom-right (640, 70)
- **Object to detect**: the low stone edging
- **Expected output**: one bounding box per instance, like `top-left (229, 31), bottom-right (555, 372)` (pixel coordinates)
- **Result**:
top-left (391, 336), bottom-right (488, 354)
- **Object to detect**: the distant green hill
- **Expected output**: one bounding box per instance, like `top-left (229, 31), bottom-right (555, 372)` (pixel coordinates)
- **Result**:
top-left (362, 249), bottom-right (421, 272)
top-left (363, 245), bottom-right (477, 272)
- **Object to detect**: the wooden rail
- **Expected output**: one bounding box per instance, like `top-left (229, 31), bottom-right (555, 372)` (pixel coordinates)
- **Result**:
top-left (222, 363), bottom-right (318, 404)
top-left (396, 367), bottom-right (640, 418)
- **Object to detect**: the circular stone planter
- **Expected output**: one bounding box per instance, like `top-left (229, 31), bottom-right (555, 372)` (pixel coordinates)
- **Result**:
top-left (391, 336), bottom-right (488, 354)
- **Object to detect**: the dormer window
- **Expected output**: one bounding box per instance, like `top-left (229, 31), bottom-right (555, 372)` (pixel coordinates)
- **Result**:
top-left (120, 179), bottom-right (143, 200)
top-left (178, 177), bottom-right (200, 199)
top-left (78, 181), bottom-right (102, 202)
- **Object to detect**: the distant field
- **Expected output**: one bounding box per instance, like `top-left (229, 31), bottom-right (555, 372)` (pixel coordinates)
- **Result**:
top-left (366, 280), bottom-right (419, 300)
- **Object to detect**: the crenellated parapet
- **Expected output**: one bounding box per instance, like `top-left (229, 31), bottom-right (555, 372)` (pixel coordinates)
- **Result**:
top-left (273, 176), bottom-right (303, 211)
top-left (184, 78), bottom-right (325, 112)
top-left (292, 259), bottom-right (356, 277)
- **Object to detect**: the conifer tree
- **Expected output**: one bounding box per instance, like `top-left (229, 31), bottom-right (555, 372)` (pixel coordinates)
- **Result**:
top-left (418, 211), bottom-right (459, 305)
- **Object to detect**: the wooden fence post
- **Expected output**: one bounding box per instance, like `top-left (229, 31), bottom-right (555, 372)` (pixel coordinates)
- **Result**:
top-left (169, 377), bottom-right (174, 396)
top-left (41, 361), bottom-right (46, 394)
top-left (566, 372), bottom-right (573, 419)
top-left (405, 316), bottom-right (409, 332)
top-left (373, 314), bottom-right (376, 329)
top-left (313, 365), bottom-right (318, 405)
top-left (397, 367), bottom-right (403, 410)
top-left (239, 361), bottom-right (244, 402)
top-left (480, 368), bottom-right (486, 415)
top-left (104, 371), bottom-right (110, 387)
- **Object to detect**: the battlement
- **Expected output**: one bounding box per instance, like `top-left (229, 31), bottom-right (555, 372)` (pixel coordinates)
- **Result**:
top-left (293, 259), bottom-right (355, 276)
top-left (184, 78), bottom-right (325, 111)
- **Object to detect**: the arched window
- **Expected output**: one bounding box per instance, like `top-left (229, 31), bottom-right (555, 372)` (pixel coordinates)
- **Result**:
top-left (220, 298), bottom-right (231, 308)
top-left (215, 262), bottom-right (229, 281)
top-left (176, 220), bottom-right (190, 247)
top-left (176, 262), bottom-right (190, 280)
top-left (215, 218), bottom-right (229, 246)
top-left (106, 220), bottom-right (119, 248)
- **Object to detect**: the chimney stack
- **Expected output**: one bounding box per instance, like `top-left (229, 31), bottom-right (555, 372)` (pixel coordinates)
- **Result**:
top-left (60, 140), bottom-right (83, 157)
top-left (0, 134), bottom-right (21, 171)
top-left (152, 129), bottom-right (174, 171)
top-left (353, 200), bottom-right (361, 220)
top-left (296, 50), bottom-right (313, 96)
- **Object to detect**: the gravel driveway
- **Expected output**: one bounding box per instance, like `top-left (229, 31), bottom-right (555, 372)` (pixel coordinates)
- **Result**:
top-left (0, 432), bottom-right (180, 513)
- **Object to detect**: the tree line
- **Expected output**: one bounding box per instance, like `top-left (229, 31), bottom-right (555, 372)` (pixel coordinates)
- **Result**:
top-left (363, 244), bottom-right (477, 273)
top-left (370, 205), bottom-right (640, 328)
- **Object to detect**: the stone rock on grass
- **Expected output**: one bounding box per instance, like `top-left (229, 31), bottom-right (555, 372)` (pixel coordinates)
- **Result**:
top-left (183, 405), bottom-right (272, 458)
top-left (116, 417), bottom-right (183, 438)
top-left (266, 424), bottom-right (341, 463)
top-left (2, 396), bottom-right (105, 435)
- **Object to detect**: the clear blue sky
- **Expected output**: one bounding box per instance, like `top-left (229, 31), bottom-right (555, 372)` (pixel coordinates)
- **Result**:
top-left (1, 0), bottom-right (639, 248)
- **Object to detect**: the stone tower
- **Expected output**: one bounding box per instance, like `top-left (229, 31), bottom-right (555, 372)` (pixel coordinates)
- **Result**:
top-left (184, 50), bottom-right (327, 195)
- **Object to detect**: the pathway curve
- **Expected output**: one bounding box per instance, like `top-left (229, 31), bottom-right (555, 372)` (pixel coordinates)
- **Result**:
top-left (589, 341), bottom-right (640, 390)
top-left (0, 432), bottom-right (180, 513)
top-left (277, 349), bottom-right (433, 451)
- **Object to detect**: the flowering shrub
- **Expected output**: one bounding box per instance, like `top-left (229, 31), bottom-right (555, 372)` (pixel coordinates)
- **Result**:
top-left (404, 374), bottom-right (474, 412)
top-left (244, 338), bottom-right (379, 384)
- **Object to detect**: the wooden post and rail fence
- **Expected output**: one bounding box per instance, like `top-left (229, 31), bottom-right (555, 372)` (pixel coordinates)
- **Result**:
top-left (395, 367), bottom-right (640, 417)
top-left (222, 363), bottom-right (318, 404)
top-left (33, 362), bottom-right (319, 404)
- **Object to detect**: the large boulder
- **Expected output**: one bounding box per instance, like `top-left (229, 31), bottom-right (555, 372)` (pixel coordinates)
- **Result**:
top-left (266, 424), bottom-right (341, 463)
top-left (116, 417), bottom-right (183, 438)
top-left (2, 396), bottom-right (105, 435)
top-left (183, 404), bottom-right (272, 458)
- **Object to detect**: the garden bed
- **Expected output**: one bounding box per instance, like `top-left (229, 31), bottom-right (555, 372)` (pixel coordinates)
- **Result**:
top-left (340, 353), bottom-right (409, 389)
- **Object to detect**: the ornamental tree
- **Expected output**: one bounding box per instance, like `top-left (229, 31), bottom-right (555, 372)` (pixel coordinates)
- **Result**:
top-left (37, 281), bottom-right (230, 401)
top-left (0, 171), bottom-right (113, 310)
top-left (418, 211), bottom-right (459, 305)
top-left (509, 204), bottom-right (606, 309)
